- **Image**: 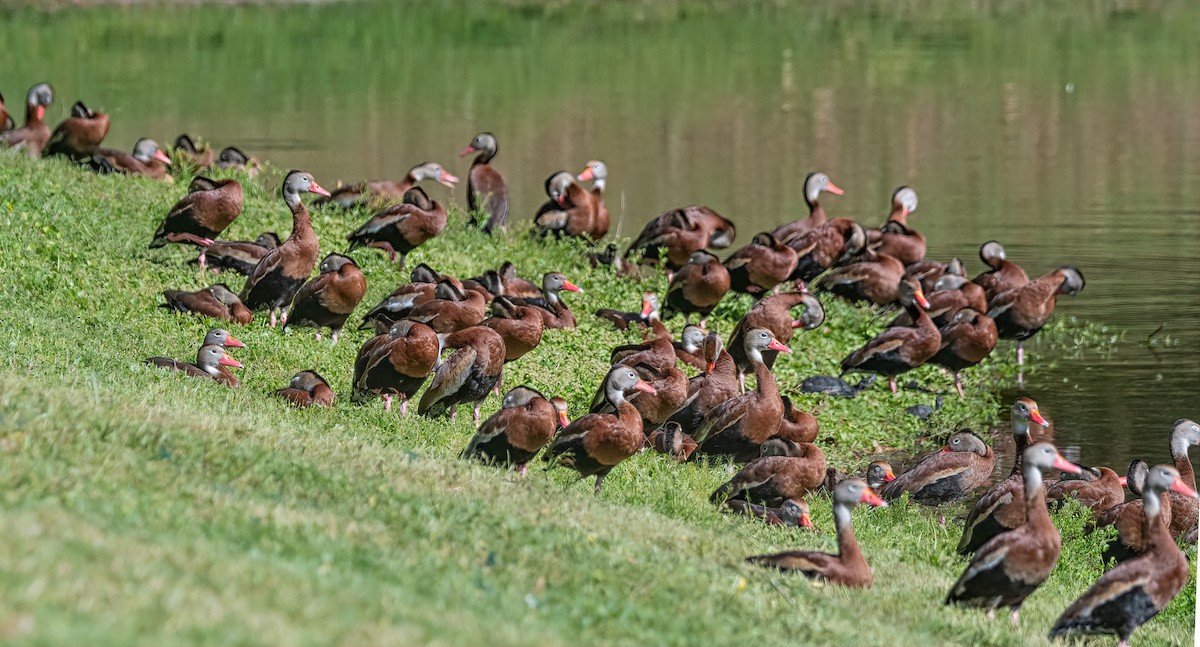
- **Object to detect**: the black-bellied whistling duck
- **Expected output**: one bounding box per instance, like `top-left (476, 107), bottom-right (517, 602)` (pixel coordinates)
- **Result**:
top-left (747, 478), bottom-right (884, 588)
top-left (202, 328), bottom-right (247, 350)
top-left (724, 499), bottom-right (813, 528)
top-left (956, 398), bottom-right (1047, 550)
top-left (241, 170), bottom-right (329, 327)
top-left (544, 366), bottom-right (656, 494)
top-left (725, 232), bottom-right (798, 296)
top-left (197, 232), bottom-right (280, 275)
top-left (1046, 465), bottom-right (1123, 518)
top-left (283, 253), bottom-right (367, 343)
top-left (673, 325), bottom-right (707, 372)
top-left (160, 284), bottom-right (252, 325)
top-left (972, 241), bottom-right (1028, 302)
top-left (172, 134), bottom-right (215, 168)
top-left (45, 100), bottom-right (109, 161)
top-left (1050, 465), bottom-right (1197, 647)
top-left (988, 265), bottom-right (1085, 365)
top-left (510, 272), bottom-right (582, 329)
top-left (494, 262), bottom-right (541, 299)
top-left (664, 251), bottom-right (731, 326)
top-left (150, 176), bottom-right (244, 268)
top-left (273, 370), bottom-right (335, 408)
top-left (1095, 460), bottom-right (1170, 564)
top-left (818, 244), bottom-right (906, 306)
top-left (346, 187), bottom-right (447, 269)
top-left (865, 186), bottom-right (917, 243)
top-left (459, 132), bottom-right (509, 234)
top-left (214, 146), bottom-right (260, 177)
top-left (357, 264), bottom-right (454, 331)
top-left (882, 430), bottom-right (995, 505)
top-left (406, 280), bottom-right (487, 333)
top-left (729, 285), bottom-right (823, 384)
top-left (417, 326), bottom-right (506, 424)
top-left (666, 332), bottom-right (738, 437)
top-left (784, 219), bottom-right (865, 283)
top-left (533, 171), bottom-right (597, 240)
top-left (0, 83), bottom-right (53, 158)
top-left (840, 278), bottom-right (940, 393)
top-left (867, 187), bottom-right (925, 266)
top-left (1164, 418), bottom-right (1199, 537)
top-left (145, 344), bottom-right (242, 387)
top-left (769, 172), bottom-right (845, 242)
top-left (595, 334), bottom-right (688, 433)
top-left (577, 160), bottom-right (609, 240)
top-left (351, 320), bottom-right (439, 414)
top-left (946, 443), bottom-right (1081, 625)
top-left (92, 138), bottom-right (174, 182)
top-left (711, 437), bottom-right (826, 506)
top-left (892, 273), bottom-right (989, 328)
top-left (905, 256), bottom-right (965, 294)
top-left (693, 329), bottom-right (790, 461)
top-left (866, 461), bottom-right (897, 490)
top-left (775, 396), bottom-right (819, 444)
top-left (317, 161), bottom-right (458, 208)
top-left (596, 291), bottom-right (659, 331)
top-left (482, 296), bottom-right (545, 363)
top-left (461, 386), bottom-right (563, 473)
top-left (0, 92), bottom-right (10, 132)
top-left (625, 205), bottom-right (737, 273)
top-left (647, 421), bottom-right (699, 463)
top-left (930, 308), bottom-right (998, 398)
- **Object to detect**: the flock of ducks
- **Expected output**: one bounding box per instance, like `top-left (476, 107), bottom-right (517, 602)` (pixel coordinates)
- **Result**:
top-left (3, 80), bottom-right (1195, 646)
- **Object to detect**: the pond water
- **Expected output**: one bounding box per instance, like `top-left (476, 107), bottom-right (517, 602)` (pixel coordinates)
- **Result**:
top-left (2, 1), bottom-right (1197, 472)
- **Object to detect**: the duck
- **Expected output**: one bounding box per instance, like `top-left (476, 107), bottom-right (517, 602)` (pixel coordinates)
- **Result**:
top-left (201, 328), bottom-right (247, 351)
top-left (663, 251), bottom-right (731, 326)
top-left (904, 256), bottom-right (965, 294)
top-left (509, 272), bottom-right (582, 329)
top-left (1050, 464), bottom-right (1197, 647)
top-left (351, 320), bottom-right (440, 414)
top-left (972, 241), bottom-right (1029, 303)
top-left (724, 499), bottom-right (813, 528)
top-left (595, 337), bottom-right (689, 434)
top-left (988, 266), bottom-right (1085, 365)
top-left (1045, 465), bottom-right (1124, 518)
top-left (666, 332), bottom-right (739, 437)
top-left (160, 284), bottom-right (252, 325)
top-left (214, 146), bottom-right (260, 176)
top-left (1095, 460), bottom-right (1171, 564)
top-left (283, 253), bottom-right (367, 343)
top-left (929, 308), bottom-right (998, 398)
top-left (693, 328), bottom-right (790, 462)
top-left (746, 478), bottom-right (884, 588)
top-left (150, 176), bottom-right (244, 268)
top-left (625, 205), bottom-right (737, 273)
top-left (956, 397), bottom-right (1047, 554)
top-left (647, 421), bottom-right (700, 463)
top-left (672, 325), bottom-right (707, 372)
top-left (784, 219), bottom-right (865, 283)
top-left (892, 273), bottom-right (989, 328)
top-left (728, 285), bottom-right (823, 384)
top-left (532, 171), bottom-right (598, 240)
top-left (405, 280), bottom-right (488, 333)
top-left (461, 386), bottom-right (564, 473)
top-left (195, 232), bottom-right (280, 275)
top-left (775, 396), bottom-right (819, 444)
top-left (595, 291), bottom-right (659, 331)
top-left (711, 437), bottom-right (827, 507)
top-left (417, 326), bottom-right (506, 424)
top-left (725, 232), bottom-right (799, 296)
top-left (91, 138), bottom-right (174, 182)
top-left (882, 430), bottom-right (995, 505)
top-left (345, 187), bottom-right (447, 270)
top-left (817, 244), bottom-right (907, 306)
top-left (240, 170), bottom-right (329, 327)
top-left (577, 160), bottom-right (610, 240)
top-left (867, 187), bottom-right (924, 266)
top-left (769, 172), bottom-right (845, 241)
top-left (1164, 418), bottom-right (1200, 538)
top-left (316, 161), bottom-right (458, 208)
top-left (45, 100), bottom-right (110, 161)
top-left (357, 264), bottom-right (456, 331)
top-left (273, 370), bottom-right (335, 408)
top-left (946, 443), bottom-right (1082, 625)
top-left (823, 460), bottom-right (898, 491)
top-left (172, 133), bottom-right (215, 168)
top-left (459, 132), bottom-right (509, 233)
top-left (0, 82), bottom-right (54, 157)
top-left (544, 366), bottom-right (656, 494)
top-left (481, 296), bottom-right (545, 363)
top-left (145, 344), bottom-right (242, 387)
top-left (840, 277), bottom-right (941, 393)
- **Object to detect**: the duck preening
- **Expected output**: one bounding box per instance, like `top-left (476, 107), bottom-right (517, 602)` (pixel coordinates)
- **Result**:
top-left (196, 232), bottom-right (280, 275)
top-left (972, 241), bottom-right (1028, 303)
top-left (145, 344), bottom-right (242, 387)
top-left (710, 437), bottom-right (826, 508)
top-left (532, 170), bottom-right (600, 240)
top-left (345, 187), bottom-right (447, 269)
top-left (172, 134), bottom-right (215, 168)
top-left (663, 251), bottom-right (730, 325)
top-left (417, 326), bottom-right (506, 424)
top-left (316, 161), bottom-right (458, 208)
top-left (214, 146), bottom-right (260, 176)
top-left (988, 265), bottom-right (1085, 365)
top-left (931, 307), bottom-right (998, 398)
top-left (460, 132), bottom-right (509, 234)
top-left (725, 232), bottom-right (798, 296)
top-left (273, 370), bottom-right (335, 408)
top-left (0, 82), bottom-right (54, 158)
top-left (461, 386), bottom-right (564, 473)
top-left (728, 284), bottom-right (822, 383)
top-left (45, 100), bottom-right (109, 161)
top-left (351, 320), bottom-right (439, 414)
top-left (283, 253), bottom-right (368, 343)
top-left (624, 205), bottom-right (736, 273)
top-left (150, 176), bottom-right (244, 268)
top-left (577, 160), bottom-right (609, 240)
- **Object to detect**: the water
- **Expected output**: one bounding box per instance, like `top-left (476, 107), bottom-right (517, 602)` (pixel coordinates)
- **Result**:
top-left (2, 1), bottom-right (1197, 471)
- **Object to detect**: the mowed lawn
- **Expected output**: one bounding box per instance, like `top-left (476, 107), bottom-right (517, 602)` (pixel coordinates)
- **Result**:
top-left (0, 154), bottom-right (1192, 646)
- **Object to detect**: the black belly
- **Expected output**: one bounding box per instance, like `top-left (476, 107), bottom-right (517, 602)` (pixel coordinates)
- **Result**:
top-left (244, 269), bottom-right (305, 310)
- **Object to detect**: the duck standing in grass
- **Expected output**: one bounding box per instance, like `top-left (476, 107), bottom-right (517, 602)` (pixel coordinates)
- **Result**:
top-left (45, 100), bottom-right (109, 161)
top-left (283, 253), bottom-right (367, 344)
top-left (345, 187), bottom-right (448, 270)
top-left (351, 320), bottom-right (440, 415)
top-left (241, 170), bottom-right (329, 327)
top-left (417, 326), bottom-right (506, 424)
top-left (461, 386), bottom-right (565, 473)
top-left (150, 176), bottom-right (244, 269)
top-left (840, 277), bottom-right (940, 393)
top-left (459, 132), bottom-right (509, 233)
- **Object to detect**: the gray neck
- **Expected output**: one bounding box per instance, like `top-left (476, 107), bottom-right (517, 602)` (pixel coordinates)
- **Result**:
top-left (1143, 487), bottom-right (1162, 520)
top-left (284, 190), bottom-right (302, 209)
top-left (1022, 460), bottom-right (1045, 501)
top-left (1170, 431), bottom-right (1194, 460)
top-left (593, 178), bottom-right (606, 192)
top-left (745, 346), bottom-right (764, 365)
top-left (832, 501), bottom-right (852, 532)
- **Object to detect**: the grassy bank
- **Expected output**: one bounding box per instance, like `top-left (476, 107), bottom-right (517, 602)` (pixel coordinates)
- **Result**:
top-left (0, 153), bottom-right (1191, 646)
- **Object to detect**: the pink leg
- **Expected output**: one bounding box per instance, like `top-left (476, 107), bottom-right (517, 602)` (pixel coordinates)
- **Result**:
top-left (450, 407), bottom-right (457, 422)
top-left (1016, 341), bottom-right (1025, 366)
top-left (666, 271), bottom-right (674, 283)
top-left (986, 608), bottom-right (996, 620)
top-left (699, 317), bottom-right (708, 329)
top-left (280, 308), bottom-right (290, 328)
top-left (473, 403), bottom-right (482, 426)
top-left (166, 232), bottom-right (214, 246)
top-left (738, 371), bottom-right (746, 393)
top-left (889, 378), bottom-right (897, 393)
top-left (197, 250), bottom-right (208, 270)
top-left (517, 463), bottom-right (528, 476)
top-left (332, 330), bottom-right (340, 345)
top-left (383, 394), bottom-right (393, 412)
top-left (1009, 608), bottom-right (1020, 626)
top-left (315, 332), bottom-right (322, 341)
top-left (269, 310), bottom-right (278, 327)
top-left (955, 373), bottom-right (965, 399)
top-left (400, 399), bottom-right (408, 416)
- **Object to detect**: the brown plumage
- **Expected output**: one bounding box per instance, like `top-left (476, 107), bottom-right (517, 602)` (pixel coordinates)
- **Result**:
top-left (904, 256), bottom-right (965, 294)
top-left (867, 188), bottom-right (925, 266)
top-left (711, 437), bottom-right (826, 507)
top-left (728, 286), bottom-right (824, 375)
top-left (417, 326), bottom-right (506, 424)
top-left (0, 83), bottom-right (53, 158)
top-left (723, 499), bottom-right (813, 528)
top-left (930, 308), bottom-right (998, 398)
top-left (776, 396), bottom-right (819, 444)
top-left (625, 205), bottom-right (737, 271)
top-left (988, 265), bottom-right (1084, 365)
top-left (957, 398), bottom-right (1047, 555)
top-left (350, 320), bottom-right (440, 414)
top-left (544, 366), bottom-right (656, 494)
top-left (284, 253), bottom-right (368, 343)
top-left (769, 172), bottom-right (845, 242)
top-left (783, 218), bottom-right (865, 283)
top-left (0, 92), bottom-right (10, 133)
top-left (1165, 418), bottom-right (1200, 538)
top-left (214, 146), bottom-right (260, 176)
top-left (1095, 460), bottom-right (1171, 564)
top-left (663, 251), bottom-right (730, 324)
top-left (595, 291), bottom-right (659, 331)
top-left (273, 370), bottom-right (335, 408)
top-left (891, 273), bottom-right (989, 328)
top-left (459, 132), bottom-right (509, 234)
top-left (160, 284), bottom-right (252, 325)
top-left (577, 160), bottom-right (610, 240)
top-left (92, 138), bottom-right (174, 182)
top-left (819, 245), bottom-right (906, 306)
top-left (45, 100), bottom-right (109, 161)
top-left (1050, 465), bottom-right (1197, 646)
top-left (533, 171), bottom-right (598, 240)
top-left (693, 329), bottom-right (790, 462)
top-left (346, 187), bottom-right (447, 269)
top-left (647, 421), bottom-right (699, 463)
top-left (509, 273), bottom-right (581, 330)
top-left (840, 278), bottom-right (941, 393)
top-left (145, 344), bottom-right (242, 387)
top-left (1046, 466), bottom-right (1124, 518)
top-left (725, 232), bottom-right (798, 296)
top-left (150, 176), bottom-right (244, 268)
top-left (172, 134), bottom-right (216, 168)
top-left (317, 161), bottom-right (457, 209)
top-left (482, 296), bottom-right (545, 362)
top-left (241, 170), bottom-right (329, 327)
top-left (882, 430), bottom-right (995, 506)
top-left (195, 232), bottom-right (280, 275)
top-left (667, 333), bottom-right (739, 436)
top-left (406, 280), bottom-right (488, 334)
top-left (972, 241), bottom-right (1029, 302)
top-left (946, 443), bottom-right (1081, 625)
top-left (747, 478), bottom-right (884, 588)
top-left (672, 325), bottom-right (707, 373)
top-left (461, 386), bottom-right (562, 470)
top-left (356, 264), bottom-right (450, 331)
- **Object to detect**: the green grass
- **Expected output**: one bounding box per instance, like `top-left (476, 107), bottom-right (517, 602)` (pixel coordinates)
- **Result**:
top-left (0, 152), bottom-right (1192, 646)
